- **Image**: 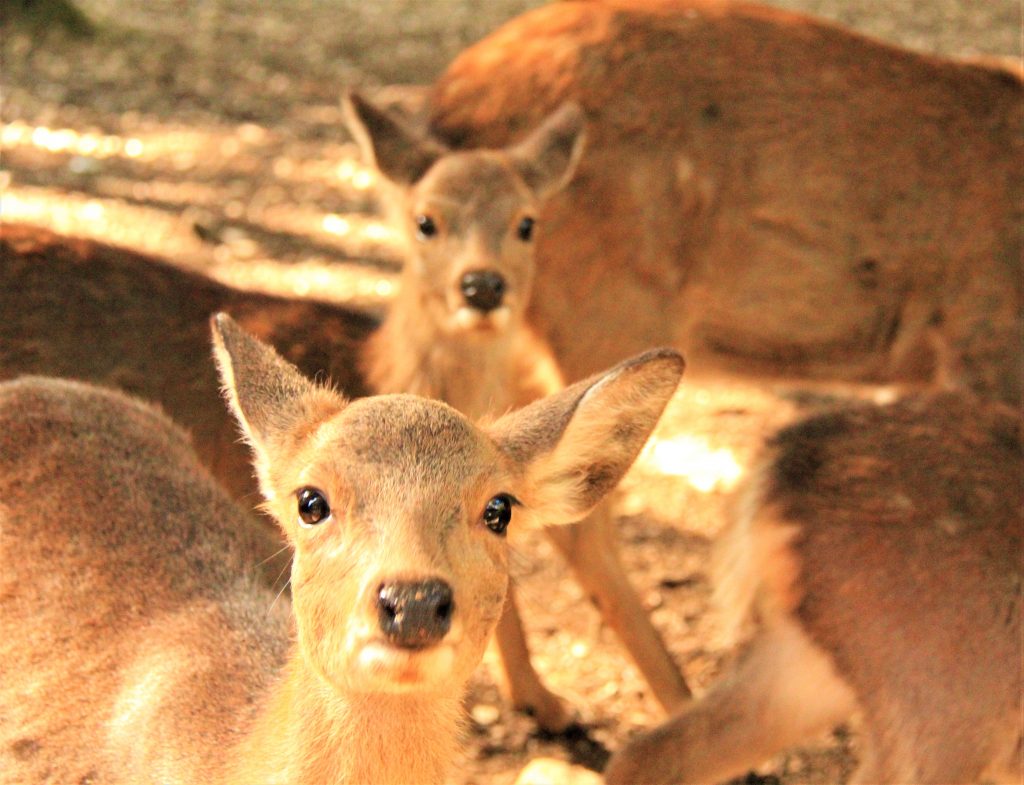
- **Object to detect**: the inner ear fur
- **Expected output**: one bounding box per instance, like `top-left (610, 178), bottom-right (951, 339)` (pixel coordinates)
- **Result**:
top-left (343, 89), bottom-right (448, 185)
top-left (489, 348), bottom-right (684, 525)
top-left (508, 101), bottom-right (587, 200)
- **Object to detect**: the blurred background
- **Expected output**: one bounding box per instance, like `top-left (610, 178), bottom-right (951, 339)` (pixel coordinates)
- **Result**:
top-left (2, 3), bottom-right (1019, 784)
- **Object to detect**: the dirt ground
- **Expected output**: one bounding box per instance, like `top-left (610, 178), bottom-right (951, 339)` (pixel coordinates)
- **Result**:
top-left (1, 2), bottom-right (1019, 783)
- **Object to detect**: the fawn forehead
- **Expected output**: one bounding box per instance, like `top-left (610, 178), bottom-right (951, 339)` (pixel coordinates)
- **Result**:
top-left (324, 395), bottom-right (498, 482)
top-left (412, 152), bottom-right (535, 226)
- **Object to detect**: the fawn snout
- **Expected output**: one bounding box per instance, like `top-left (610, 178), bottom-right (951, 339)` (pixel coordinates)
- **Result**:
top-left (377, 578), bottom-right (455, 649)
top-left (459, 269), bottom-right (507, 313)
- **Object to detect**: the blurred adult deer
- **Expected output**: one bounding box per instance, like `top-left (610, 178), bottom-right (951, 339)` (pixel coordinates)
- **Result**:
top-left (0, 223), bottom-right (374, 505)
top-left (604, 392), bottom-right (1022, 785)
top-left (0, 315), bottom-right (683, 785)
top-left (345, 91), bottom-right (692, 729)
top-left (423, 0), bottom-right (1022, 406)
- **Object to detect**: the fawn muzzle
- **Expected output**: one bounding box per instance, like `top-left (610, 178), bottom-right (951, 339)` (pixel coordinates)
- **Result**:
top-left (377, 578), bottom-right (455, 648)
top-left (459, 270), bottom-right (507, 312)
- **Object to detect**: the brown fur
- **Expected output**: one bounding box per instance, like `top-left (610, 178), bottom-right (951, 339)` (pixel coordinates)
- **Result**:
top-left (345, 94), bottom-right (692, 727)
top-left (0, 318), bottom-right (683, 784)
top-left (426, 0), bottom-right (1023, 406)
top-left (604, 392), bottom-right (1022, 784)
top-left (0, 222), bottom-right (375, 504)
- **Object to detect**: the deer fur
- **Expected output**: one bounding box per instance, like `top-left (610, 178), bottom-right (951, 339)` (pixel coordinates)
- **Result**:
top-left (345, 92), bottom-right (693, 728)
top-left (0, 316), bottom-right (684, 784)
top-left (425, 0), bottom-right (1022, 406)
top-left (0, 223), bottom-right (374, 504)
top-left (604, 392), bottom-right (1022, 784)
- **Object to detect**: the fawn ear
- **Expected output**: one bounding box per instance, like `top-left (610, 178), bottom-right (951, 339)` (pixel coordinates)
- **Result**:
top-left (489, 348), bottom-right (683, 526)
top-left (210, 313), bottom-right (345, 498)
top-left (508, 102), bottom-right (587, 200)
top-left (343, 89), bottom-right (448, 185)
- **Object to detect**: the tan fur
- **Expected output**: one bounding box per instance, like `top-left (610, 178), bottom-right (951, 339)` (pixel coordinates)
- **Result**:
top-left (605, 392), bottom-right (1023, 784)
top-left (0, 317), bottom-right (683, 784)
top-left (346, 94), bottom-right (692, 728)
top-left (425, 0), bottom-right (1022, 406)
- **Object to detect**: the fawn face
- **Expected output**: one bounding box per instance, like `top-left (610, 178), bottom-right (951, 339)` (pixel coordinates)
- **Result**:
top-left (268, 395), bottom-right (515, 693)
top-left (344, 92), bottom-right (585, 339)
top-left (211, 314), bottom-right (682, 697)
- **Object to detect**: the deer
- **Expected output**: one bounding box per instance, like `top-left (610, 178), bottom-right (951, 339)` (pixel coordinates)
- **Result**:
top-left (344, 90), bottom-right (693, 729)
top-left (603, 391), bottom-right (1022, 784)
top-left (0, 314), bottom-right (684, 785)
top-left (0, 222), bottom-right (375, 506)
top-left (417, 0), bottom-right (1022, 407)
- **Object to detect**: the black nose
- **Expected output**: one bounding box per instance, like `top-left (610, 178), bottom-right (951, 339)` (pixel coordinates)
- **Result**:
top-left (460, 270), bottom-right (507, 312)
top-left (377, 579), bottom-right (455, 649)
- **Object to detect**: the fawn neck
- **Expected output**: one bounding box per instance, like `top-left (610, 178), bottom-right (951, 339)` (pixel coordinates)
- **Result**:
top-left (363, 277), bottom-right (519, 418)
top-left (231, 652), bottom-right (462, 785)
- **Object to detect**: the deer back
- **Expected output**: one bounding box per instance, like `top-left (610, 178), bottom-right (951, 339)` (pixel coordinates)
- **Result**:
top-left (0, 223), bottom-right (376, 502)
top-left (428, 0), bottom-right (1023, 405)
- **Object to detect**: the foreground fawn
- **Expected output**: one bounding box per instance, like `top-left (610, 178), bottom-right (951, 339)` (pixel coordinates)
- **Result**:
top-left (0, 315), bottom-right (683, 785)
top-left (604, 392), bottom-right (1022, 784)
top-left (425, 0), bottom-right (1022, 406)
top-left (345, 91), bottom-right (692, 728)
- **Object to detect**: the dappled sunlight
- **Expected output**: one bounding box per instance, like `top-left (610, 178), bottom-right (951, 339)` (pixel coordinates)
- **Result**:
top-left (1, 185), bottom-right (398, 309)
top-left (639, 434), bottom-right (743, 494)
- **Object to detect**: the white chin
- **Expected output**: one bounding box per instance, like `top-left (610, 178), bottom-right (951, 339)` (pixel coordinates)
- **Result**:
top-left (352, 640), bottom-right (456, 692)
top-left (452, 306), bottom-right (511, 334)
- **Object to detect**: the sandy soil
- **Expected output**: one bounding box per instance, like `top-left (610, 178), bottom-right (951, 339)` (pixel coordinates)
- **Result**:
top-left (1, 2), bottom-right (1018, 783)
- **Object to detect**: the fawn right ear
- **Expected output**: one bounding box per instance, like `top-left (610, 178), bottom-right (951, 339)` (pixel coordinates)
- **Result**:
top-left (508, 102), bottom-right (587, 200)
top-left (489, 348), bottom-right (683, 526)
top-left (211, 313), bottom-right (345, 498)
top-left (343, 90), bottom-right (448, 185)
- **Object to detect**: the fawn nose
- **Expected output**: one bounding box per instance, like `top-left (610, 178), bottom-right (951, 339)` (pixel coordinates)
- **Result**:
top-left (459, 270), bottom-right (507, 312)
top-left (377, 579), bottom-right (455, 649)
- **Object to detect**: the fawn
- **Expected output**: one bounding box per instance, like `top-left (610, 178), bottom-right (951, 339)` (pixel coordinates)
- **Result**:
top-left (345, 91), bottom-right (692, 729)
top-left (604, 392), bottom-right (1022, 784)
top-left (0, 315), bottom-right (683, 785)
top-left (424, 0), bottom-right (1022, 406)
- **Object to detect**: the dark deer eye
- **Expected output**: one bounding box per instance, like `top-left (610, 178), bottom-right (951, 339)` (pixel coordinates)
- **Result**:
top-left (516, 216), bottom-right (535, 242)
top-left (415, 214), bottom-right (437, 240)
top-left (483, 494), bottom-right (517, 536)
top-left (297, 487), bottom-right (331, 527)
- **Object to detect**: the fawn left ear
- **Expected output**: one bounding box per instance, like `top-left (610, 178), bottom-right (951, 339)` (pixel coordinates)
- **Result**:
top-left (210, 312), bottom-right (345, 499)
top-left (488, 347), bottom-right (683, 527)
top-left (343, 89), bottom-right (448, 185)
top-left (508, 102), bottom-right (587, 200)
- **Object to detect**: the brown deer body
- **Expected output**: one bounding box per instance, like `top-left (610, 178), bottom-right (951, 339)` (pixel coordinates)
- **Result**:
top-left (0, 223), bottom-right (375, 504)
top-left (0, 316), bottom-right (683, 784)
top-left (604, 392), bottom-right (1022, 784)
top-left (426, 0), bottom-right (1023, 406)
top-left (346, 93), bottom-right (692, 728)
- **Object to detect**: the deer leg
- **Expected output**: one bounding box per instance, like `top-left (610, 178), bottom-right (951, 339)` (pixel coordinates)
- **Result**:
top-left (492, 586), bottom-right (574, 732)
top-left (545, 503), bottom-right (691, 714)
top-left (604, 618), bottom-right (858, 784)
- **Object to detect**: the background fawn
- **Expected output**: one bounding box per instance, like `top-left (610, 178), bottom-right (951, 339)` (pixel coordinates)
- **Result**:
top-left (604, 392), bottom-right (1022, 784)
top-left (424, 0), bottom-right (1022, 406)
top-left (0, 315), bottom-right (683, 784)
top-left (345, 90), bottom-right (692, 729)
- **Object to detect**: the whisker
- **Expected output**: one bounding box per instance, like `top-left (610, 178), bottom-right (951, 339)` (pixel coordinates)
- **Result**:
top-left (270, 577), bottom-right (292, 614)
top-left (255, 543), bottom-right (292, 569)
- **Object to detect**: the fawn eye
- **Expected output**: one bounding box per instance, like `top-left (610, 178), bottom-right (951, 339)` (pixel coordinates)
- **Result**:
top-left (297, 487), bottom-right (331, 527)
top-left (482, 494), bottom-right (517, 536)
top-left (415, 214), bottom-right (438, 240)
top-left (516, 216), bottom-right (535, 242)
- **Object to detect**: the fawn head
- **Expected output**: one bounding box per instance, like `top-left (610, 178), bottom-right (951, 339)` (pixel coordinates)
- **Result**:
top-left (344, 91), bottom-right (585, 338)
top-left (211, 313), bottom-right (682, 695)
